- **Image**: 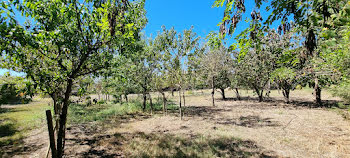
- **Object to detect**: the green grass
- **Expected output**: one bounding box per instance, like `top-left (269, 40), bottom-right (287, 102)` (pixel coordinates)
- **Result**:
top-left (0, 98), bottom-right (52, 147)
top-left (68, 99), bottom-right (178, 124)
top-left (124, 133), bottom-right (266, 157)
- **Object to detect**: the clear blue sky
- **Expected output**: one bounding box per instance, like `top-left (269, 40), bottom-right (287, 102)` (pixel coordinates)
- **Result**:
top-left (1, 0), bottom-right (279, 76)
top-left (142, 0), bottom-right (279, 40)
top-left (143, 0), bottom-right (266, 39)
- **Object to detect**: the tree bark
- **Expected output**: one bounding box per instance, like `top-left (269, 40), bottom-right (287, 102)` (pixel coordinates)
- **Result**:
top-left (212, 77), bottom-right (215, 106)
top-left (254, 87), bottom-right (263, 102)
top-left (142, 93), bottom-right (147, 112)
top-left (161, 92), bottom-right (167, 115)
top-left (235, 88), bottom-right (241, 100)
top-left (149, 93), bottom-right (153, 115)
top-left (220, 88), bottom-right (226, 100)
top-left (282, 89), bottom-right (290, 104)
top-left (182, 90), bottom-right (186, 107)
top-left (178, 90), bottom-right (182, 120)
top-left (46, 110), bottom-right (57, 158)
top-left (56, 79), bottom-right (73, 158)
top-left (314, 77), bottom-right (322, 106)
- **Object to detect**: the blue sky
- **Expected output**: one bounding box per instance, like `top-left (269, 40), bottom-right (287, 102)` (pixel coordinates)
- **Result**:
top-left (142, 0), bottom-right (280, 40)
top-left (143, 0), bottom-right (266, 40)
top-left (1, 0), bottom-right (279, 76)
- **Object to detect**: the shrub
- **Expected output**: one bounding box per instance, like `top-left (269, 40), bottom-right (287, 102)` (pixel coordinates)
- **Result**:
top-left (97, 100), bottom-right (106, 104)
top-left (0, 84), bottom-right (30, 105)
top-left (331, 80), bottom-right (350, 104)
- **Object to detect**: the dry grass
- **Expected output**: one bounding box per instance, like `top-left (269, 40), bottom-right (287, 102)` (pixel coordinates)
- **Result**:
top-left (0, 97), bottom-right (52, 157)
top-left (3, 88), bottom-right (350, 157)
top-left (61, 88), bottom-right (350, 157)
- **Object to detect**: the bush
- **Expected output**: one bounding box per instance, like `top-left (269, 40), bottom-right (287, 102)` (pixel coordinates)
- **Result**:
top-left (97, 100), bottom-right (106, 104)
top-left (0, 84), bottom-right (29, 105)
top-left (331, 80), bottom-right (350, 104)
top-left (68, 99), bottom-right (178, 124)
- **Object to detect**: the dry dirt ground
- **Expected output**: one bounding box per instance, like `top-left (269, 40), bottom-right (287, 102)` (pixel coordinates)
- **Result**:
top-left (5, 89), bottom-right (350, 158)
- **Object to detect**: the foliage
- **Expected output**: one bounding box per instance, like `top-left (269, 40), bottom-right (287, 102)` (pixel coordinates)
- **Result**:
top-left (234, 16), bottom-right (275, 102)
top-left (331, 80), bottom-right (350, 104)
top-left (1, 0), bottom-right (146, 157)
top-left (0, 73), bottom-right (33, 105)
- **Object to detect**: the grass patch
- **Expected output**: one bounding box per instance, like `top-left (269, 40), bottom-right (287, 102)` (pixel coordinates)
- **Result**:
top-left (0, 98), bottom-right (51, 147)
top-left (124, 133), bottom-right (270, 158)
top-left (330, 102), bottom-right (350, 120)
top-left (68, 99), bottom-right (178, 124)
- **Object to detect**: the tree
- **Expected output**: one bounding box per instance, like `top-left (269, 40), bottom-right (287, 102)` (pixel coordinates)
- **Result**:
top-left (206, 32), bottom-right (232, 100)
top-left (151, 28), bottom-right (177, 115)
top-left (267, 24), bottom-right (304, 103)
top-left (193, 32), bottom-right (232, 106)
top-left (234, 11), bottom-right (275, 102)
top-left (110, 58), bottom-right (138, 103)
top-left (214, 0), bottom-right (348, 105)
top-left (76, 76), bottom-right (94, 102)
top-left (0, 0), bottom-right (146, 157)
top-left (162, 26), bottom-right (199, 119)
top-left (318, 1), bottom-right (350, 103)
top-left (199, 47), bottom-right (231, 106)
top-left (177, 27), bottom-right (199, 118)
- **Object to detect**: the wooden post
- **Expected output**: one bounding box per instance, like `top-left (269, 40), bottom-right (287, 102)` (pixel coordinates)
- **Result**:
top-left (46, 110), bottom-right (57, 158)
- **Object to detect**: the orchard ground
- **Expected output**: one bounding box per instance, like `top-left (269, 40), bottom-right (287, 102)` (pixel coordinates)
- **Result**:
top-left (1, 88), bottom-right (350, 157)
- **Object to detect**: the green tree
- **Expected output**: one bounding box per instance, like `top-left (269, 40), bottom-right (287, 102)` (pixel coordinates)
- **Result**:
top-left (175, 27), bottom-right (199, 119)
top-left (214, 0), bottom-right (348, 105)
top-left (0, 0), bottom-right (146, 157)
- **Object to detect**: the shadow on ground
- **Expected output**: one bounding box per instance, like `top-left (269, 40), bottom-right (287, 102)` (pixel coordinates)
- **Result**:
top-left (0, 137), bottom-right (45, 158)
top-left (0, 120), bottom-right (17, 138)
top-left (217, 96), bottom-right (341, 108)
top-left (65, 128), bottom-right (278, 158)
top-left (184, 106), bottom-right (280, 128)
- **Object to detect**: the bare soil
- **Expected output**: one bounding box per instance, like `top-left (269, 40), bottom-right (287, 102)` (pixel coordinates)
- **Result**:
top-left (3, 89), bottom-right (350, 157)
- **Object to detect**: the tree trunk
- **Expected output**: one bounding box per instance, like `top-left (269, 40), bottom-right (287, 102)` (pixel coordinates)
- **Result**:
top-left (282, 89), bottom-right (290, 103)
top-left (142, 93), bottom-right (147, 112)
top-left (212, 77), bottom-right (215, 106)
top-left (50, 93), bottom-right (59, 115)
top-left (258, 94), bottom-right (263, 102)
top-left (235, 88), bottom-right (241, 100)
top-left (182, 90), bottom-right (186, 107)
top-left (220, 88), bottom-right (226, 100)
top-left (266, 80), bottom-right (271, 98)
top-left (149, 93), bottom-right (153, 115)
top-left (119, 94), bottom-right (123, 103)
top-left (124, 94), bottom-right (128, 102)
top-left (56, 79), bottom-right (73, 158)
top-left (171, 88), bottom-right (174, 96)
top-left (178, 90), bottom-right (182, 120)
top-left (161, 92), bottom-right (167, 115)
top-left (314, 77), bottom-right (322, 106)
top-left (46, 110), bottom-right (57, 158)
top-left (51, 96), bottom-right (59, 134)
top-left (255, 87), bottom-right (263, 102)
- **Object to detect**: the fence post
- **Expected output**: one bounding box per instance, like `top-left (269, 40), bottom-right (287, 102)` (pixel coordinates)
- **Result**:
top-left (46, 110), bottom-right (57, 158)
